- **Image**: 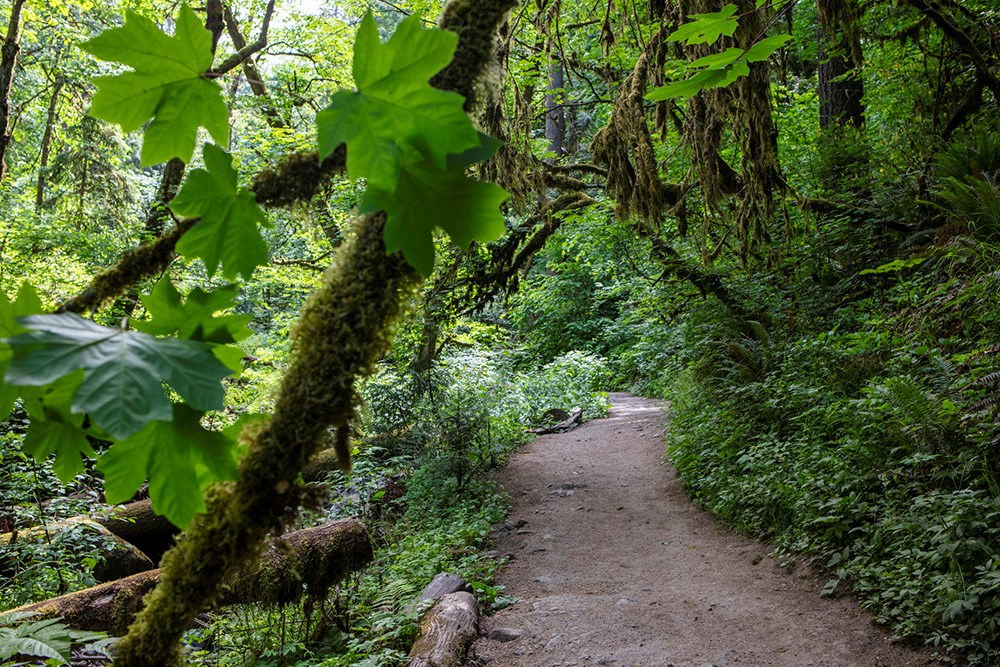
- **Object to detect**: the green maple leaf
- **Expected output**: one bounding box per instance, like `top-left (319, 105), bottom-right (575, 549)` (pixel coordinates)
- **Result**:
top-left (98, 404), bottom-right (239, 527)
top-left (4, 313), bottom-right (232, 440)
top-left (667, 4), bottom-right (739, 45)
top-left (135, 278), bottom-right (252, 344)
top-left (170, 143), bottom-right (270, 280)
top-left (0, 284), bottom-right (43, 419)
top-left (24, 421), bottom-right (96, 483)
top-left (361, 161), bottom-right (509, 276)
top-left (315, 12), bottom-right (479, 190)
top-left (80, 4), bottom-right (229, 165)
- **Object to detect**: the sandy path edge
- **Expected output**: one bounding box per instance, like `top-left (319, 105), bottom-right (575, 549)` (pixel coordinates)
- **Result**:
top-left (466, 393), bottom-right (945, 667)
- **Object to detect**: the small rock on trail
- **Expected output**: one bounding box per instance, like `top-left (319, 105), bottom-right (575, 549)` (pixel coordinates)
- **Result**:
top-left (468, 393), bottom-right (941, 667)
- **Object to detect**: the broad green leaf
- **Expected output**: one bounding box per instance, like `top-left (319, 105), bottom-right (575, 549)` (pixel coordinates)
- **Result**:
top-left (745, 34), bottom-right (793, 62)
top-left (361, 162), bottom-right (509, 276)
top-left (170, 143), bottom-right (270, 280)
top-left (667, 4), bottom-right (739, 45)
top-left (80, 4), bottom-right (229, 165)
top-left (316, 13), bottom-right (479, 189)
top-left (689, 47), bottom-right (745, 69)
top-left (135, 278), bottom-right (252, 343)
top-left (23, 420), bottom-right (95, 483)
top-left (5, 313), bottom-right (231, 439)
top-left (646, 68), bottom-right (730, 100)
top-left (98, 404), bottom-right (239, 527)
top-left (0, 284), bottom-right (43, 419)
top-left (447, 132), bottom-right (503, 170)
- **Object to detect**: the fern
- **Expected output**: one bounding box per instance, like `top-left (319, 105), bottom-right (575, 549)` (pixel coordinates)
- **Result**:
top-left (0, 612), bottom-right (108, 666)
top-left (934, 124), bottom-right (1000, 240)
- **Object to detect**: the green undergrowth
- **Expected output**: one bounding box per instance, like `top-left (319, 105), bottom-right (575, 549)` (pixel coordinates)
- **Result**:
top-left (183, 345), bottom-right (608, 666)
top-left (665, 241), bottom-right (1000, 664)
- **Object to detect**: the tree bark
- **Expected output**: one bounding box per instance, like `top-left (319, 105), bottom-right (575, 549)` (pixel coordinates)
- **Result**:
top-left (817, 0), bottom-right (865, 129)
top-left (0, 0), bottom-right (25, 183)
top-left (35, 73), bottom-right (65, 211)
top-left (407, 592), bottom-right (479, 667)
top-left (223, 4), bottom-right (285, 128)
top-left (545, 62), bottom-right (565, 157)
top-left (4, 518), bottom-right (373, 635)
top-left (96, 499), bottom-right (180, 564)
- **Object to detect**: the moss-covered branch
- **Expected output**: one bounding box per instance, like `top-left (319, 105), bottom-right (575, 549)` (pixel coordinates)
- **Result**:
top-left (110, 1), bottom-right (516, 663)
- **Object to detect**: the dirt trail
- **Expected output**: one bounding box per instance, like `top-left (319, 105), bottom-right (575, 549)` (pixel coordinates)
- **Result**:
top-left (468, 393), bottom-right (940, 667)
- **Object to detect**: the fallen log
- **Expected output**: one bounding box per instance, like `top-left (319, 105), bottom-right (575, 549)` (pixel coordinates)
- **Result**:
top-left (530, 407), bottom-right (583, 434)
top-left (4, 517), bottom-right (374, 634)
top-left (407, 591), bottom-right (479, 667)
top-left (95, 499), bottom-right (179, 563)
top-left (1, 520), bottom-right (153, 582)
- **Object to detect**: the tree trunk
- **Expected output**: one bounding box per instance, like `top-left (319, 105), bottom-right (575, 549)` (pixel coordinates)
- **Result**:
top-left (35, 73), bottom-right (65, 211)
top-left (407, 592), bottom-right (479, 667)
top-left (223, 4), bottom-right (285, 128)
top-left (817, 0), bottom-right (864, 129)
top-left (110, 2), bottom-right (513, 662)
top-left (545, 62), bottom-right (565, 157)
top-left (4, 518), bottom-right (373, 634)
top-left (0, 0), bottom-right (24, 183)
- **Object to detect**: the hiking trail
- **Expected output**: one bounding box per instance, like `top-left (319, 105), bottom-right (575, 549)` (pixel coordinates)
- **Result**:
top-left (467, 393), bottom-right (940, 667)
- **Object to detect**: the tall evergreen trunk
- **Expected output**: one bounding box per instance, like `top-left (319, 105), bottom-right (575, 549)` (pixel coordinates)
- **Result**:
top-left (545, 62), bottom-right (565, 157)
top-left (0, 0), bottom-right (25, 183)
top-left (35, 74), bottom-right (65, 211)
top-left (817, 0), bottom-right (864, 129)
top-left (816, 0), bottom-right (868, 195)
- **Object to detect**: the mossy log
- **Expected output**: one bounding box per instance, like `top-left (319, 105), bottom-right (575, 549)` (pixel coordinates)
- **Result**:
top-left (1, 520), bottom-right (154, 582)
top-left (301, 447), bottom-right (341, 482)
top-left (95, 499), bottom-right (179, 564)
top-left (407, 591), bottom-right (479, 667)
top-left (4, 518), bottom-right (373, 635)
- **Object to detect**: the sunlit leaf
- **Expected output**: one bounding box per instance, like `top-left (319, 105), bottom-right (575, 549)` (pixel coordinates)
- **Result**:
top-left (170, 143), bottom-right (270, 280)
top-left (80, 4), bottom-right (228, 165)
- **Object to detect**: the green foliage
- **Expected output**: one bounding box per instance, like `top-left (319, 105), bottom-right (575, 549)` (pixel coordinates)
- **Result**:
top-left (316, 13), bottom-right (476, 188)
top-left (0, 285), bottom-right (45, 421)
top-left (0, 612), bottom-right (108, 666)
top-left (316, 13), bottom-right (508, 275)
top-left (170, 144), bottom-right (272, 281)
top-left (98, 405), bottom-right (241, 527)
top-left (663, 248), bottom-right (1000, 664)
top-left (5, 313), bottom-right (231, 441)
top-left (666, 4), bottom-right (739, 46)
top-left (933, 124), bottom-right (1000, 241)
top-left (647, 8), bottom-right (790, 100)
top-left (361, 153), bottom-right (509, 277)
top-left (80, 4), bottom-right (229, 166)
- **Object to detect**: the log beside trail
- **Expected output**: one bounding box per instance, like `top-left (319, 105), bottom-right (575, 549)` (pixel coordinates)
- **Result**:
top-left (5, 518), bottom-right (373, 634)
top-left (407, 591), bottom-right (479, 667)
top-left (530, 407), bottom-right (583, 434)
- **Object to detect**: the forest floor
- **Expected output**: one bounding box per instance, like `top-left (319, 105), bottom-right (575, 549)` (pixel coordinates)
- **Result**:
top-left (467, 393), bottom-right (943, 667)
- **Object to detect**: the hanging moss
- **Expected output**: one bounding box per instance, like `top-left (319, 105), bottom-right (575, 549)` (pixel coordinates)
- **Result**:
top-left (678, 0), bottom-right (785, 265)
top-left (592, 28), bottom-right (677, 224)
